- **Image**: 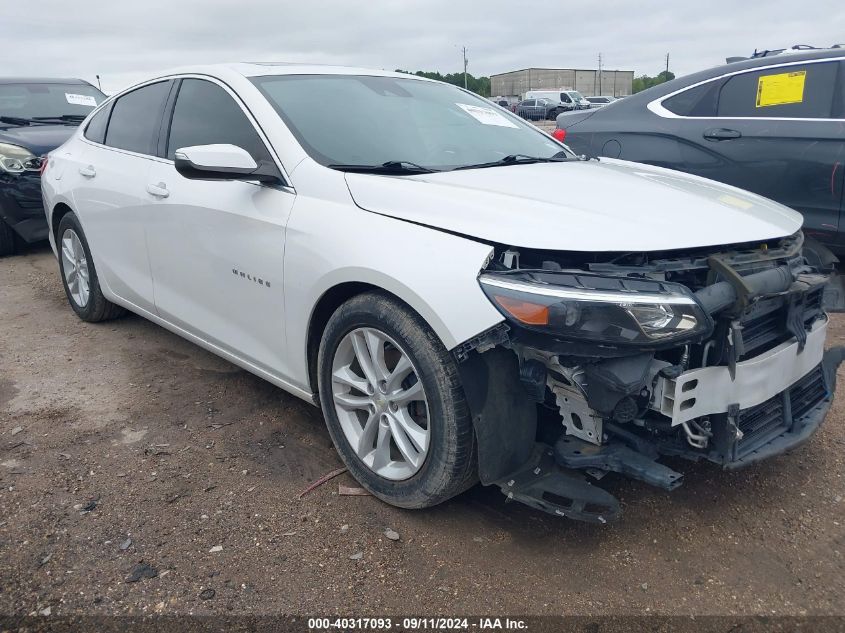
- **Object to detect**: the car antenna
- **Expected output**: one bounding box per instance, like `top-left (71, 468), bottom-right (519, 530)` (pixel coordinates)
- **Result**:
top-left (96, 75), bottom-right (103, 91)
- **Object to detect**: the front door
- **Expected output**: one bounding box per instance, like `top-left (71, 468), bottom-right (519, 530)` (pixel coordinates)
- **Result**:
top-left (143, 78), bottom-right (295, 377)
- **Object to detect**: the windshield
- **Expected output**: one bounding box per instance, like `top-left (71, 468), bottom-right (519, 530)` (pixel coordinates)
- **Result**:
top-left (0, 83), bottom-right (104, 121)
top-left (251, 74), bottom-right (572, 170)
top-left (567, 91), bottom-right (586, 102)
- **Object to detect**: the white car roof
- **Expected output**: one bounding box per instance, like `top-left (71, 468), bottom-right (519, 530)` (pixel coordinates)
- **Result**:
top-left (158, 62), bottom-right (431, 81)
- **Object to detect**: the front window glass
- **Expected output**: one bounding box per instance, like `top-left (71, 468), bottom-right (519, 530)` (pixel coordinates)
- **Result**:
top-left (251, 75), bottom-right (570, 170)
top-left (0, 83), bottom-right (104, 121)
top-left (167, 79), bottom-right (272, 163)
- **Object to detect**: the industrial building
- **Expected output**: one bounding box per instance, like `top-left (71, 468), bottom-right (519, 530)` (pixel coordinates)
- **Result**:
top-left (490, 67), bottom-right (634, 100)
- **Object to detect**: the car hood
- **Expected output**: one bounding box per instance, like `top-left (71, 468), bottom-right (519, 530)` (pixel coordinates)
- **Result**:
top-left (0, 124), bottom-right (77, 156)
top-left (345, 159), bottom-right (803, 252)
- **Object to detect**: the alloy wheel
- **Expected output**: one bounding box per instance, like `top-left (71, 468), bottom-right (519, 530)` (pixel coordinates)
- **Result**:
top-left (61, 228), bottom-right (90, 308)
top-left (331, 327), bottom-right (430, 480)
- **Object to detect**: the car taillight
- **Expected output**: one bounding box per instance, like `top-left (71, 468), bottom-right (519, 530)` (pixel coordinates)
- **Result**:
top-left (39, 155), bottom-right (49, 176)
top-left (552, 128), bottom-right (567, 142)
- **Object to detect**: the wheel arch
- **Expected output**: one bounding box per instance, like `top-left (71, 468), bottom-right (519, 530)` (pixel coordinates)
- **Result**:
top-left (304, 277), bottom-right (463, 396)
top-left (51, 202), bottom-right (75, 242)
top-left (306, 281), bottom-right (378, 396)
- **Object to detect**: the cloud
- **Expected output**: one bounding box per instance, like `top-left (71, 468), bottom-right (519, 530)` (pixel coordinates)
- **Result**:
top-left (3, 0), bottom-right (843, 93)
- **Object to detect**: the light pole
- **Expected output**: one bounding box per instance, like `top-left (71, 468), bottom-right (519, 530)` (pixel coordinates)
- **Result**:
top-left (461, 46), bottom-right (468, 89)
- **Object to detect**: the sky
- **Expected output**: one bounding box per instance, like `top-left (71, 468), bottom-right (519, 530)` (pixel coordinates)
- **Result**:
top-left (3, 0), bottom-right (843, 93)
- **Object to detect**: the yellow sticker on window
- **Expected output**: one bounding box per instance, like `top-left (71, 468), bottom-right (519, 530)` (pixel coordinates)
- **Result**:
top-left (756, 71), bottom-right (806, 107)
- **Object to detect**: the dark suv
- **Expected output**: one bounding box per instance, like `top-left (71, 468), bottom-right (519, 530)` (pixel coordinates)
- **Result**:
top-left (0, 78), bottom-right (104, 255)
top-left (516, 98), bottom-right (561, 121)
top-left (554, 48), bottom-right (845, 252)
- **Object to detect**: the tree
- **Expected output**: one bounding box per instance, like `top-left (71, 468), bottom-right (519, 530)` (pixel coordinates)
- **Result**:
top-left (395, 69), bottom-right (491, 97)
top-left (632, 70), bottom-right (675, 94)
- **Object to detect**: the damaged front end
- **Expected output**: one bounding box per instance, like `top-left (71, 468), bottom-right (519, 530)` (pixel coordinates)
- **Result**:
top-left (457, 231), bottom-right (844, 523)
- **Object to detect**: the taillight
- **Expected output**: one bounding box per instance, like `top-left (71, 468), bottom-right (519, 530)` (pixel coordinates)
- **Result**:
top-left (39, 155), bottom-right (49, 176)
top-left (552, 128), bottom-right (567, 142)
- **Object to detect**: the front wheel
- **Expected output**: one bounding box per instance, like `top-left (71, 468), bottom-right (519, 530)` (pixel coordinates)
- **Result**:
top-left (317, 291), bottom-right (477, 508)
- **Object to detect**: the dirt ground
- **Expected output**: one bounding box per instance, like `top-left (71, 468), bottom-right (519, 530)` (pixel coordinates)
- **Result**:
top-left (1, 246), bottom-right (844, 618)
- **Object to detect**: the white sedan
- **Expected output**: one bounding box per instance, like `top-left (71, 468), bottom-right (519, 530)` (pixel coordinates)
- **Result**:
top-left (41, 64), bottom-right (839, 523)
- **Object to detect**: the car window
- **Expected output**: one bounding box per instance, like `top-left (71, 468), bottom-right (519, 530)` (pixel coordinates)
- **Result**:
top-left (717, 62), bottom-right (839, 118)
top-left (522, 100), bottom-right (535, 107)
top-left (105, 81), bottom-right (171, 155)
top-left (84, 104), bottom-right (111, 144)
top-left (252, 74), bottom-right (569, 170)
top-left (0, 83), bottom-right (104, 119)
top-left (560, 94), bottom-right (571, 103)
top-left (166, 79), bottom-right (273, 163)
top-left (662, 80), bottom-right (722, 117)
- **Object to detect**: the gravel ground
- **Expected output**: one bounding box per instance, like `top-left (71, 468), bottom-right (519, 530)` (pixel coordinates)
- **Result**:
top-left (1, 246), bottom-right (844, 618)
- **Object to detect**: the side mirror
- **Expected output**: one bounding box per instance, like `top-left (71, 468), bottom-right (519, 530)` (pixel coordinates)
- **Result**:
top-left (174, 144), bottom-right (283, 185)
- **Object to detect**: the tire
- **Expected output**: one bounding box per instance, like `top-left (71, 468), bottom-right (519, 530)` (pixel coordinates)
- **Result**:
top-left (317, 291), bottom-right (477, 509)
top-left (0, 219), bottom-right (17, 257)
top-left (56, 212), bottom-right (125, 323)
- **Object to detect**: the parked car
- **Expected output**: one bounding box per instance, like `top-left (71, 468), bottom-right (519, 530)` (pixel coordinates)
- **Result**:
top-left (526, 89), bottom-right (591, 111)
top-left (554, 48), bottom-right (845, 253)
top-left (516, 97), bottom-right (561, 120)
top-left (0, 77), bottom-right (104, 256)
top-left (585, 95), bottom-right (618, 107)
top-left (42, 64), bottom-right (842, 523)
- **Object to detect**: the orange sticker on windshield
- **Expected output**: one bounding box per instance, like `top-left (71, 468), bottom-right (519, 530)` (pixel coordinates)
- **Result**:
top-left (756, 71), bottom-right (806, 108)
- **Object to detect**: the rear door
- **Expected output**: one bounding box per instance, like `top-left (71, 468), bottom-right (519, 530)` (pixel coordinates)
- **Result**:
top-left (72, 80), bottom-right (173, 312)
top-left (144, 77), bottom-right (295, 377)
top-left (659, 59), bottom-right (845, 246)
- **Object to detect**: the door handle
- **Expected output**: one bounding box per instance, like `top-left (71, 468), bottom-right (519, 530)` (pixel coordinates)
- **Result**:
top-left (78, 165), bottom-right (96, 178)
top-left (146, 182), bottom-right (170, 199)
top-left (703, 128), bottom-right (742, 141)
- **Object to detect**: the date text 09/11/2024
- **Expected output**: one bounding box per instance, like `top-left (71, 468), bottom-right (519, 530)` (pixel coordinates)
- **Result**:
top-left (307, 617), bottom-right (528, 631)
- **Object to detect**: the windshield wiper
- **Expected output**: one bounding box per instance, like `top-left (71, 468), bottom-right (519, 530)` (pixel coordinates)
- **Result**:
top-left (452, 153), bottom-right (578, 171)
top-left (33, 114), bottom-right (89, 124)
top-left (0, 115), bottom-right (45, 126)
top-left (328, 160), bottom-right (438, 174)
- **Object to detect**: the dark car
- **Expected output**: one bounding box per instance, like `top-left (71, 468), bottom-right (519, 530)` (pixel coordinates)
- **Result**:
top-left (516, 98), bottom-right (561, 121)
top-left (0, 78), bottom-right (105, 255)
top-left (555, 48), bottom-right (845, 252)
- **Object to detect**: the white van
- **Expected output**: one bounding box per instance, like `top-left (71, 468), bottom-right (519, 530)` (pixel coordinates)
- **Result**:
top-left (525, 89), bottom-right (590, 111)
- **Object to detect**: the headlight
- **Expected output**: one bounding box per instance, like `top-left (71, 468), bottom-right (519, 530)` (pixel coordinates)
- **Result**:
top-left (0, 143), bottom-right (41, 174)
top-left (479, 271), bottom-right (712, 347)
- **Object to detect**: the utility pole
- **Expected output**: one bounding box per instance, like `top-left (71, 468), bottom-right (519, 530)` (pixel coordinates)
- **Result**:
top-left (461, 46), bottom-right (468, 89)
top-left (597, 53), bottom-right (602, 95)
top-left (665, 52), bottom-right (670, 76)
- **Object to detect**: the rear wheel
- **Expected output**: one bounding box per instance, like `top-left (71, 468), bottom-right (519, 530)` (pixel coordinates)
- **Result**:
top-left (56, 212), bottom-right (125, 322)
top-left (317, 291), bottom-right (477, 508)
top-left (0, 220), bottom-right (17, 257)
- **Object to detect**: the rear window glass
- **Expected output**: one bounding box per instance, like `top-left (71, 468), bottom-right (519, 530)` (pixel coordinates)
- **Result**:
top-left (717, 63), bottom-right (838, 118)
top-left (105, 81), bottom-right (171, 155)
top-left (84, 105), bottom-right (110, 144)
top-left (662, 81), bottom-right (722, 117)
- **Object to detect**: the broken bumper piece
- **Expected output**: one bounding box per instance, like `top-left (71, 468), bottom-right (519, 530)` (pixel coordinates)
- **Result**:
top-left (662, 345), bottom-right (843, 469)
top-left (495, 446), bottom-right (621, 524)
top-left (653, 318), bottom-right (827, 426)
top-left (495, 346), bottom-right (843, 524)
